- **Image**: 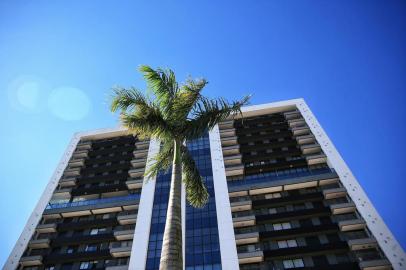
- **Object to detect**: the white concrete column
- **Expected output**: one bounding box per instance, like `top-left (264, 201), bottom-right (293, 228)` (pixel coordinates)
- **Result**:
top-left (129, 138), bottom-right (160, 270)
top-left (209, 125), bottom-right (240, 270)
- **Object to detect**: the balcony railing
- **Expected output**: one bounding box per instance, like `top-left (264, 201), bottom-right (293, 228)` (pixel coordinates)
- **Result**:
top-left (228, 167), bottom-right (335, 188)
top-left (45, 194), bottom-right (140, 210)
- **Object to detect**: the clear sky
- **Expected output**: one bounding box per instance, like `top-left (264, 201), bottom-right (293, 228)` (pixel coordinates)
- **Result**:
top-left (0, 0), bottom-right (405, 265)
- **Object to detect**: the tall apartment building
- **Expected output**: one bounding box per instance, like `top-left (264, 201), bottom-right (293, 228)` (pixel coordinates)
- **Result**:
top-left (4, 99), bottom-right (405, 270)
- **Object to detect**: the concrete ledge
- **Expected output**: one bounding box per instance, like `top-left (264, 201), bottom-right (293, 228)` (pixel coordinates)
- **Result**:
top-left (348, 238), bottom-right (377, 251)
top-left (235, 232), bottom-right (259, 245)
top-left (238, 251), bottom-right (264, 264)
top-left (233, 215), bottom-right (256, 228)
top-left (359, 259), bottom-right (392, 270)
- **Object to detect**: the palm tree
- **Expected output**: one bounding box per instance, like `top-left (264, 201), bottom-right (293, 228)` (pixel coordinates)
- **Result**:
top-left (111, 65), bottom-right (249, 269)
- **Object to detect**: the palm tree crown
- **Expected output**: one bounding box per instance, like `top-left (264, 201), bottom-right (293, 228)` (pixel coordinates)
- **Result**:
top-left (111, 65), bottom-right (249, 269)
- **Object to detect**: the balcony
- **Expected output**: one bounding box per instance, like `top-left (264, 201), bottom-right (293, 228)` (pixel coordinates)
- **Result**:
top-left (359, 259), bottom-right (391, 270)
top-left (323, 187), bottom-right (347, 199)
top-left (300, 143), bottom-right (321, 155)
top-left (52, 233), bottom-right (115, 246)
top-left (235, 232), bottom-right (259, 245)
top-left (36, 223), bottom-right (57, 233)
top-left (330, 202), bottom-right (356, 215)
top-left (288, 119), bottom-right (305, 128)
top-left (238, 250), bottom-right (264, 264)
top-left (19, 255), bottom-right (43, 267)
top-left (256, 207), bottom-right (331, 223)
top-left (233, 215), bottom-right (256, 228)
top-left (63, 167), bottom-right (81, 177)
top-left (77, 140), bottom-right (92, 150)
top-left (227, 167), bottom-right (337, 192)
top-left (230, 200), bottom-right (252, 212)
top-left (221, 136), bottom-right (238, 146)
top-left (28, 238), bottom-right (50, 249)
top-left (58, 218), bottom-right (118, 231)
top-left (128, 168), bottom-right (145, 178)
top-left (44, 250), bottom-right (111, 264)
top-left (283, 110), bottom-right (300, 120)
top-left (259, 222), bottom-right (338, 239)
top-left (59, 177), bottom-right (77, 187)
top-left (253, 192), bottom-right (323, 208)
top-left (338, 219), bottom-right (366, 232)
top-left (114, 229), bottom-right (135, 241)
top-left (306, 153), bottom-right (327, 165)
top-left (133, 149), bottom-right (148, 159)
top-left (71, 183), bottom-right (127, 197)
top-left (295, 134), bottom-right (315, 145)
top-left (44, 194), bottom-right (140, 217)
top-left (291, 126), bottom-right (310, 136)
top-left (220, 127), bottom-right (236, 138)
top-left (348, 238), bottom-right (378, 251)
top-left (263, 241), bottom-right (348, 259)
top-left (117, 213), bottom-right (137, 225)
top-left (219, 120), bottom-right (234, 129)
top-left (229, 189), bottom-right (249, 198)
top-left (110, 245), bottom-right (132, 258)
top-left (126, 179), bottom-right (143, 189)
top-left (131, 158), bottom-right (147, 168)
top-left (222, 144), bottom-right (240, 156)
top-left (225, 164), bottom-right (244, 177)
top-left (52, 188), bottom-right (72, 199)
top-left (223, 154), bottom-right (242, 166)
top-left (68, 157), bottom-right (85, 167)
top-left (135, 141), bottom-right (149, 150)
top-left (72, 149), bottom-right (88, 159)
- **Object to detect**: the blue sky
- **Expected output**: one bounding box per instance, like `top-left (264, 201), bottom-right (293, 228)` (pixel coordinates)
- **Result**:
top-left (0, 0), bottom-right (405, 265)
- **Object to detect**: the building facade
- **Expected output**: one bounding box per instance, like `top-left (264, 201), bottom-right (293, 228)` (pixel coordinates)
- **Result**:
top-left (4, 99), bottom-right (405, 270)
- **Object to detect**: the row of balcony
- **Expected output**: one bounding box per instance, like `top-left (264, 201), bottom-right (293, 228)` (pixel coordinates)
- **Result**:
top-left (43, 194), bottom-right (140, 219)
top-left (219, 119), bottom-right (245, 178)
top-left (35, 212), bottom-right (137, 235)
top-left (129, 142), bottom-right (148, 181)
top-left (20, 241), bottom-right (133, 267)
top-left (228, 169), bottom-right (338, 198)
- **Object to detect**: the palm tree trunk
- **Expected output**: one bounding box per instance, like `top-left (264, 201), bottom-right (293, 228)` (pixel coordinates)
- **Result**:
top-left (159, 139), bottom-right (183, 270)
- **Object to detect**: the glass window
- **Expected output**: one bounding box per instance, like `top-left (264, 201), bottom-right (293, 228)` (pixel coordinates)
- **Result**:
top-left (273, 222), bottom-right (291, 231)
top-left (79, 262), bottom-right (89, 269)
top-left (278, 239), bottom-right (298, 248)
top-left (273, 223), bottom-right (282, 230)
top-left (85, 244), bottom-right (98, 252)
top-left (283, 258), bottom-right (304, 268)
top-left (80, 261), bottom-right (98, 269)
top-left (282, 222), bottom-right (292, 229)
top-left (283, 260), bottom-right (294, 268)
top-left (293, 259), bottom-right (304, 267)
top-left (268, 208), bottom-right (277, 214)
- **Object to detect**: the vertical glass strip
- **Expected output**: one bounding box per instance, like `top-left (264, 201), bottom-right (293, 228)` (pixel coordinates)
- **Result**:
top-left (185, 135), bottom-right (222, 270)
top-left (145, 171), bottom-right (171, 270)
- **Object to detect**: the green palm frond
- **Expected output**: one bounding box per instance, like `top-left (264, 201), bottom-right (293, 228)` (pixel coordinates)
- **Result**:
top-left (139, 65), bottom-right (178, 118)
top-left (110, 86), bottom-right (152, 112)
top-left (185, 95), bottom-right (251, 139)
top-left (145, 141), bottom-right (174, 178)
top-left (180, 145), bottom-right (209, 208)
top-left (170, 78), bottom-right (208, 123)
top-left (119, 108), bottom-right (171, 140)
